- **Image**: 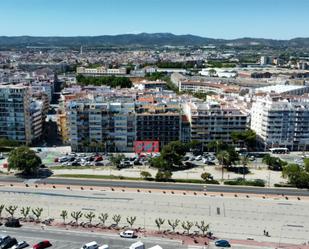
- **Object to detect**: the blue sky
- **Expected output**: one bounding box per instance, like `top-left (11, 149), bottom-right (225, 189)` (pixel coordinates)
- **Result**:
top-left (0, 0), bottom-right (308, 39)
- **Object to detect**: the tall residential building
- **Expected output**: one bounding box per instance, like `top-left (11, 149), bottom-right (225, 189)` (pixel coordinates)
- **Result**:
top-left (135, 102), bottom-right (181, 150)
top-left (251, 96), bottom-right (309, 151)
top-left (183, 101), bottom-right (248, 148)
top-left (68, 99), bottom-right (136, 152)
top-left (0, 85), bottom-right (32, 144)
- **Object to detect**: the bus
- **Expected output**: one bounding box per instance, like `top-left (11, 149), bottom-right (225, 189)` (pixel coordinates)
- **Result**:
top-left (269, 147), bottom-right (289, 154)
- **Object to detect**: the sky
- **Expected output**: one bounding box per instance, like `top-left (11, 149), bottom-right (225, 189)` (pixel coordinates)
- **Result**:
top-left (0, 0), bottom-right (308, 39)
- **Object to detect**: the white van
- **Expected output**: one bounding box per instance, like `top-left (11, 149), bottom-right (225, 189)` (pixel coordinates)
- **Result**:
top-left (120, 230), bottom-right (135, 238)
top-left (81, 241), bottom-right (99, 249)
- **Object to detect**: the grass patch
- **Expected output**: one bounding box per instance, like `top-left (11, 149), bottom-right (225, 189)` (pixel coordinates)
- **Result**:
top-left (51, 165), bottom-right (106, 170)
top-left (55, 174), bottom-right (140, 181)
top-left (224, 178), bottom-right (265, 187)
top-left (54, 174), bottom-right (220, 184)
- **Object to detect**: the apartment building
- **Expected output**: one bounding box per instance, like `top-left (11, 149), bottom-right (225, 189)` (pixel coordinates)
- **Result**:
top-left (135, 101), bottom-right (181, 150)
top-left (68, 98), bottom-right (136, 152)
top-left (251, 96), bottom-right (309, 151)
top-left (76, 66), bottom-right (127, 76)
top-left (183, 101), bottom-right (248, 148)
top-left (0, 84), bottom-right (44, 144)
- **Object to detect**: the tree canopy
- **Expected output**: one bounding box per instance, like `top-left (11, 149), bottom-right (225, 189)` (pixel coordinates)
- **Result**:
top-left (231, 129), bottom-right (257, 150)
top-left (8, 146), bottom-right (42, 175)
top-left (76, 74), bottom-right (132, 88)
top-left (282, 163), bottom-right (309, 189)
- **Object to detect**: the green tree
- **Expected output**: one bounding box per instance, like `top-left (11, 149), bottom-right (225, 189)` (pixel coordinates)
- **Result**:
top-left (5, 205), bottom-right (18, 218)
top-left (155, 170), bottom-right (172, 182)
top-left (155, 218), bottom-right (165, 231)
top-left (126, 216), bottom-right (137, 228)
top-left (201, 172), bottom-right (213, 182)
top-left (231, 130), bottom-right (256, 150)
top-left (60, 210), bottom-right (68, 224)
top-left (32, 208), bottom-right (43, 221)
top-left (149, 157), bottom-right (170, 171)
top-left (98, 213), bottom-right (109, 227)
top-left (20, 206), bottom-right (30, 219)
top-left (85, 212), bottom-right (96, 224)
top-left (110, 154), bottom-right (125, 168)
top-left (161, 141), bottom-right (187, 167)
top-left (207, 140), bottom-right (225, 153)
top-left (240, 155), bottom-right (249, 179)
top-left (112, 214), bottom-right (121, 227)
top-left (140, 171), bottom-right (152, 180)
top-left (168, 219), bottom-right (180, 232)
top-left (8, 146), bottom-right (42, 175)
top-left (195, 221), bottom-right (209, 236)
top-left (181, 221), bottom-right (194, 234)
top-left (71, 211), bottom-right (83, 224)
top-left (217, 150), bottom-right (230, 180)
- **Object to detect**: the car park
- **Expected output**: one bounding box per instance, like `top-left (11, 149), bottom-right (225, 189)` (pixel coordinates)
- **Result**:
top-left (33, 240), bottom-right (52, 249)
top-left (120, 230), bottom-right (136, 238)
top-left (215, 239), bottom-right (231, 247)
top-left (11, 241), bottom-right (29, 249)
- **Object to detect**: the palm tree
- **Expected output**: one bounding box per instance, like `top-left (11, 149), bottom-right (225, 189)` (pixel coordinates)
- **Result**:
top-left (217, 150), bottom-right (230, 181)
top-left (240, 155), bottom-right (249, 179)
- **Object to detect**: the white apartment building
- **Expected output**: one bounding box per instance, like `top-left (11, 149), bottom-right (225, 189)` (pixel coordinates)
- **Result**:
top-left (0, 84), bottom-right (45, 144)
top-left (251, 96), bottom-right (309, 151)
top-left (77, 66), bottom-right (127, 76)
top-left (183, 101), bottom-right (248, 148)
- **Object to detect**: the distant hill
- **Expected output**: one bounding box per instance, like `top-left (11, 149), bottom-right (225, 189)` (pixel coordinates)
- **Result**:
top-left (0, 33), bottom-right (309, 48)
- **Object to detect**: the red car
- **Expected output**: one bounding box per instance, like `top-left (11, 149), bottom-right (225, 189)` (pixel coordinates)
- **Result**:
top-left (33, 240), bottom-right (52, 249)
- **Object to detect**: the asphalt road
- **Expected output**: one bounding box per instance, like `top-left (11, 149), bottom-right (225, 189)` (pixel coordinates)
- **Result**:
top-left (0, 226), bottom-right (184, 249)
top-left (0, 175), bottom-right (309, 196)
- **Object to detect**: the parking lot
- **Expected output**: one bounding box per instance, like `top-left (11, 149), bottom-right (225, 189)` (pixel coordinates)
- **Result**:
top-left (1, 226), bottom-right (185, 249)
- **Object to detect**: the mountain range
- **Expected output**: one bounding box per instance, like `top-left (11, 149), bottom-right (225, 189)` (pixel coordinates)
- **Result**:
top-left (0, 33), bottom-right (309, 48)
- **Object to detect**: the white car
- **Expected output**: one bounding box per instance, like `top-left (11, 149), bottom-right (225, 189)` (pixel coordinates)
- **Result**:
top-left (11, 241), bottom-right (29, 249)
top-left (81, 241), bottom-right (99, 249)
top-left (120, 230), bottom-right (135, 238)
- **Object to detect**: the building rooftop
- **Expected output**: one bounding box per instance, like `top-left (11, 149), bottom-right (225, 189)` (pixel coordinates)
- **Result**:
top-left (256, 84), bottom-right (309, 94)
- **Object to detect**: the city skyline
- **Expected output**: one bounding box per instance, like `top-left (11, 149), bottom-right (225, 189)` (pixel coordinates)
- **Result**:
top-left (0, 0), bottom-right (309, 39)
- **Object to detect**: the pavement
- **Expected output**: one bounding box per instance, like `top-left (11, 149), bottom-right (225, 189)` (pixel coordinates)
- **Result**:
top-left (0, 184), bottom-right (309, 247)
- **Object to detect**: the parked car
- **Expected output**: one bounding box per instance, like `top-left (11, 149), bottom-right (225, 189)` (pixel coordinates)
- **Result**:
top-left (81, 241), bottom-right (99, 249)
top-left (1, 237), bottom-right (17, 249)
top-left (0, 236), bottom-right (10, 246)
top-left (5, 218), bottom-right (21, 227)
top-left (98, 245), bottom-right (109, 249)
top-left (129, 241), bottom-right (144, 249)
top-left (33, 240), bottom-right (52, 249)
top-left (120, 230), bottom-right (136, 238)
top-left (11, 241), bottom-right (29, 249)
top-left (195, 155), bottom-right (202, 161)
top-left (215, 240), bottom-right (231, 247)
